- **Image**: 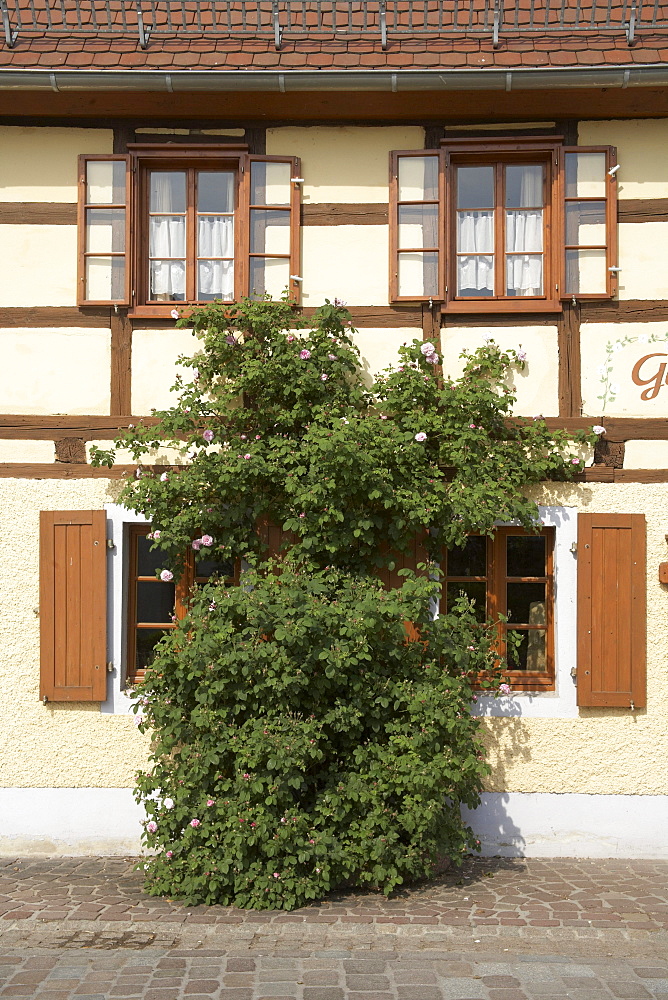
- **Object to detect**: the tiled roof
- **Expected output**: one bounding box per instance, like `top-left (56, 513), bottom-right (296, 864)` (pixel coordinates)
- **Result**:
top-left (1, 0), bottom-right (667, 73)
top-left (1, 34), bottom-right (667, 71)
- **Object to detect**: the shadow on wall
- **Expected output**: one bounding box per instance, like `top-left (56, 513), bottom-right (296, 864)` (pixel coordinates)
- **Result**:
top-left (461, 793), bottom-right (526, 857)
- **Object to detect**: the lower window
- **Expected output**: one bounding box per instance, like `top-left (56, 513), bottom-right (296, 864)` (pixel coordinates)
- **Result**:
top-left (443, 527), bottom-right (554, 691)
top-left (126, 525), bottom-right (238, 683)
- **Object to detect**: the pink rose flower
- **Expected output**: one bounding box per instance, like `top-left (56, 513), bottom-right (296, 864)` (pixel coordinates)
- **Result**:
top-left (499, 683), bottom-right (512, 695)
top-left (160, 472), bottom-right (168, 482)
top-left (152, 530), bottom-right (161, 540)
top-left (190, 818), bottom-right (200, 828)
top-left (287, 333), bottom-right (296, 343)
top-left (191, 539), bottom-right (201, 551)
top-left (516, 349), bottom-right (527, 362)
top-left (420, 342), bottom-right (436, 356)
top-left (160, 569), bottom-right (173, 582)
top-left (320, 373), bottom-right (329, 381)
top-left (146, 820), bottom-right (157, 834)
top-left (414, 432), bottom-right (427, 443)
top-left (166, 851), bottom-right (173, 858)
top-left (200, 534), bottom-right (213, 547)
top-left (328, 354), bottom-right (337, 361)
top-left (206, 799), bottom-right (215, 806)
top-left (170, 309), bottom-right (179, 320)
top-left (425, 353), bottom-right (440, 364)
top-left (163, 798), bottom-right (174, 810)
top-left (202, 429), bottom-right (214, 443)
top-left (243, 453), bottom-right (251, 460)
top-left (592, 425), bottom-right (606, 435)
top-left (299, 349), bottom-right (311, 360)
top-left (209, 601), bottom-right (216, 611)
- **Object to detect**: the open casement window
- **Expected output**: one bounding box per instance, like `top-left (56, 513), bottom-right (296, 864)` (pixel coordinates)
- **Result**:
top-left (77, 155), bottom-right (131, 306)
top-left (78, 147), bottom-right (302, 314)
top-left (443, 528), bottom-right (555, 691)
top-left (577, 513), bottom-right (646, 708)
top-left (389, 140), bottom-right (617, 311)
top-left (126, 525), bottom-right (239, 684)
top-left (40, 511), bottom-right (108, 702)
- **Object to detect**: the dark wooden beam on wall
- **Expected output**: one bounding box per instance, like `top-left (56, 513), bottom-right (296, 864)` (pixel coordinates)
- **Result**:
top-left (0, 203), bottom-right (77, 225)
top-left (581, 300), bottom-right (668, 323)
top-left (0, 415), bottom-right (156, 440)
top-left (0, 463), bottom-right (134, 479)
top-left (618, 199), bottom-right (668, 223)
top-left (110, 311), bottom-right (132, 416)
top-left (557, 300), bottom-right (582, 418)
top-left (301, 203), bottom-right (388, 226)
top-left (0, 307), bottom-right (110, 328)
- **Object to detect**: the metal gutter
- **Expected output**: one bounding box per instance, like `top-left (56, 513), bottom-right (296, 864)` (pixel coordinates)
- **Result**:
top-left (0, 64), bottom-right (667, 91)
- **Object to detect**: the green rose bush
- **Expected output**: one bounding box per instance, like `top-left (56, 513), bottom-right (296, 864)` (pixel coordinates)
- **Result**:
top-left (93, 295), bottom-right (594, 908)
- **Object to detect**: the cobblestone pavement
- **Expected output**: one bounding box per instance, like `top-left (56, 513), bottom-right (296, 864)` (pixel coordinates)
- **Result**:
top-left (1, 857), bottom-right (668, 998)
top-left (0, 945), bottom-right (667, 1000)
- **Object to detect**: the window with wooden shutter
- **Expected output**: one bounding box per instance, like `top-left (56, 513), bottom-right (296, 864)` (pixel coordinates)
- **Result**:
top-left (560, 146), bottom-right (618, 300)
top-left (577, 513), bottom-right (646, 708)
top-left (39, 510), bottom-right (108, 702)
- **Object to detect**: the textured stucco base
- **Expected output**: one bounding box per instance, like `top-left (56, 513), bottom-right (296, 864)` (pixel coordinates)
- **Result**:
top-left (462, 793), bottom-right (668, 859)
top-left (1, 788), bottom-right (665, 859)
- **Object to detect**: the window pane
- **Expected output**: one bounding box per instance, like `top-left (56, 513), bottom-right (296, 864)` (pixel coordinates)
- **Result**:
top-left (136, 581), bottom-right (175, 624)
top-left (457, 211), bottom-right (494, 253)
top-left (137, 535), bottom-right (165, 577)
top-left (150, 260), bottom-right (185, 301)
top-left (398, 252), bottom-right (438, 297)
top-left (398, 156), bottom-right (438, 201)
top-left (249, 256), bottom-right (290, 299)
top-left (565, 152), bottom-right (606, 198)
top-left (507, 629), bottom-right (547, 672)
top-left (149, 216), bottom-right (186, 258)
top-left (197, 171), bottom-right (234, 213)
top-left (457, 255), bottom-right (494, 297)
top-left (196, 556), bottom-right (235, 579)
top-left (446, 582), bottom-right (487, 621)
top-left (136, 628), bottom-right (171, 671)
top-left (198, 260), bottom-right (234, 301)
top-left (250, 210), bottom-right (290, 254)
top-left (150, 171), bottom-right (186, 213)
top-left (505, 210), bottom-right (543, 252)
top-left (86, 208), bottom-right (125, 253)
top-left (506, 254), bottom-right (543, 297)
top-left (86, 160), bottom-right (125, 204)
top-left (565, 201), bottom-right (606, 246)
top-left (457, 166), bottom-right (494, 210)
top-left (505, 165), bottom-right (544, 208)
top-left (250, 161), bottom-right (291, 206)
top-left (506, 535), bottom-right (546, 577)
top-left (398, 204), bottom-right (438, 249)
top-left (198, 216), bottom-right (234, 258)
top-left (506, 583), bottom-right (546, 624)
top-left (85, 256), bottom-right (125, 300)
top-left (565, 248), bottom-right (607, 294)
top-left (447, 536), bottom-right (486, 577)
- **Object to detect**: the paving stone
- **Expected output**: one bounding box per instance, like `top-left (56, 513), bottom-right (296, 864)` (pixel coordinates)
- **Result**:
top-left (345, 975), bottom-right (392, 990)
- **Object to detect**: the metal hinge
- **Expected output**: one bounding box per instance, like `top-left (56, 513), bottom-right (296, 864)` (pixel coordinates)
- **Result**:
top-left (106, 538), bottom-right (115, 550)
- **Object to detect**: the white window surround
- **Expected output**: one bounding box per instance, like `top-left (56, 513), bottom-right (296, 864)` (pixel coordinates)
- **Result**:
top-left (101, 502), bottom-right (578, 718)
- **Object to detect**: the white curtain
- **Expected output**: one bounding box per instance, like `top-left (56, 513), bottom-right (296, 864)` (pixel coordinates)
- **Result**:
top-left (457, 211), bottom-right (494, 294)
top-left (505, 167), bottom-right (543, 297)
top-left (149, 173), bottom-right (186, 300)
top-left (198, 216), bottom-right (234, 299)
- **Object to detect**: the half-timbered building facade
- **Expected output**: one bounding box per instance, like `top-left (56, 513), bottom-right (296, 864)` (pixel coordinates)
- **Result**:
top-left (0, 0), bottom-right (667, 856)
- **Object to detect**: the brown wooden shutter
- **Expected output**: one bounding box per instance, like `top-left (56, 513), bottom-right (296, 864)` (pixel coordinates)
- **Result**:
top-left (77, 155), bottom-right (131, 306)
top-left (577, 513), bottom-right (646, 708)
top-left (559, 145), bottom-right (618, 301)
top-left (40, 511), bottom-right (108, 702)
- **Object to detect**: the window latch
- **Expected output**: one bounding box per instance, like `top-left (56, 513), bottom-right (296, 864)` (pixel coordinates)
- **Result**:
top-left (608, 164), bottom-right (621, 177)
top-left (290, 275), bottom-right (303, 282)
top-left (291, 177), bottom-right (304, 184)
top-left (608, 266), bottom-right (621, 273)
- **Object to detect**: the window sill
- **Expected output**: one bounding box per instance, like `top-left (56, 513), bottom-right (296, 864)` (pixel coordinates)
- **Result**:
top-left (443, 299), bottom-right (561, 315)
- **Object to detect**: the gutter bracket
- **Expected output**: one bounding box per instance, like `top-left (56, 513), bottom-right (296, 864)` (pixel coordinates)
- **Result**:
top-left (1, 0), bottom-right (17, 48)
top-left (273, 0), bottom-right (282, 50)
top-left (626, 0), bottom-right (637, 45)
top-left (493, 0), bottom-right (502, 49)
top-left (380, 0), bottom-right (387, 50)
top-left (136, 3), bottom-right (152, 49)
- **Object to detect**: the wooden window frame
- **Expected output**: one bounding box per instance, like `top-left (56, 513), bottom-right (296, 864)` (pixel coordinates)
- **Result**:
top-left (77, 153), bottom-right (132, 307)
top-left (443, 527), bottom-right (555, 692)
top-left (125, 524), bottom-right (239, 684)
top-left (389, 138), bottom-right (617, 313)
top-left (78, 146), bottom-right (302, 315)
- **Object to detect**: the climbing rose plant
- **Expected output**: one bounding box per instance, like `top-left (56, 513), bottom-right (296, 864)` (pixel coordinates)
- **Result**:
top-left (93, 296), bottom-right (594, 909)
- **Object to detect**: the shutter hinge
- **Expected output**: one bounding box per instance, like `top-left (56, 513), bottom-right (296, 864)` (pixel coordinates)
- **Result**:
top-left (107, 662), bottom-right (114, 673)
top-left (43, 695), bottom-right (48, 704)
top-left (570, 666), bottom-right (577, 679)
top-left (106, 538), bottom-right (115, 550)
top-left (570, 542), bottom-right (577, 554)
top-left (630, 700), bottom-right (635, 711)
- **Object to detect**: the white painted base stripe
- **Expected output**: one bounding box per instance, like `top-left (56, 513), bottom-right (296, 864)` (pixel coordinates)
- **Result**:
top-left (462, 793), bottom-right (668, 860)
top-left (1, 789), bottom-right (666, 858)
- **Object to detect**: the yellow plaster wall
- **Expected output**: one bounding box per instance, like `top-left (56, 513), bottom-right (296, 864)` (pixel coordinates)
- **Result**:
top-left (0, 126), bottom-right (113, 202)
top-left (580, 321), bottom-right (668, 418)
top-left (0, 441), bottom-right (55, 463)
top-left (624, 440), bottom-right (668, 469)
top-left (0, 329), bottom-right (111, 415)
top-left (266, 126), bottom-right (425, 204)
top-left (482, 481), bottom-right (668, 795)
top-left (0, 479), bottom-right (150, 788)
top-left (578, 119), bottom-right (668, 200)
top-left (441, 326), bottom-right (560, 418)
top-left (301, 226), bottom-right (389, 306)
top-left (0, 226), bottom-right (77, 307)
top-left (618, 222), bottom-right (668, 300)
top-left (132, 328), bottom-right (201, 414)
